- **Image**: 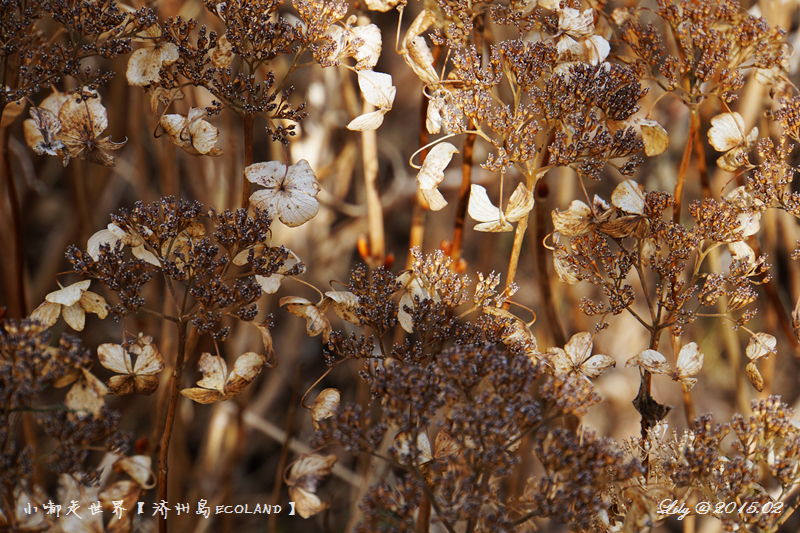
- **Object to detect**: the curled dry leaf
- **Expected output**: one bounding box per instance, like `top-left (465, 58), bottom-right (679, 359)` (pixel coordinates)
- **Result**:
top-left (126, 25), bottom-right (179, 86)
top-left (364, 0), bottom-right (400, 12)
top-left (311, 388), bottom-right (340, 431)
top-left (99, 480), bottom-right (142, 525)
top-left (552, 200), bottom-right (595, 237)
top-left (746, 361), bottom-right (764, 392)
top-left (31, 280), bottom-right (108, 331)
top-left (180, 352), bottom-right (267, 404)
top-left (287, 454), bottom-right (337, 518)
top-left (416, 142), bottom-right (459, 211)
top-left (548, 332), bottom-right (615, 381)
top-left (746, 332), bottom-right (776, 361)
top-left (280, 296), bottom-right (332, 342)
top-left (211, 34), bottom-right (234, 69)
top-left (160, 107), bottom-right (222, 156)
top-left (247, 160), bottom-right (321, 227)
top-left (59, 95), bottom-right (126, 167)
top-left (482, 306), bottom-right (538, 352)
top-left (639, 119), bottom-right (670, 156)
top-left (553, 246), bottom-right (579, 284)
top-left (468, 183), bottom-right (534, 232)
top-left (393, 431), bottom-right (433, 466)
top-left (149, 87), bottom-right (184, 116)
top-left (97, 340), bottom-right (165, 395)
top-left (347, 70), bottom-right (396, 131)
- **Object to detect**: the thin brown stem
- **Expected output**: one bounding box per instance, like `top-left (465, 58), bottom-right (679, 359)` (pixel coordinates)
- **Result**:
top-left (693, 112), bottom-right (711, 200)
top-left (362, 101), bottom-right (384, 265)
top-left (268, 365), bottom-right (302, 533)
top-left (533, 181), bottom-right (566, 346)
top-left (673, 108), bottom-right (699, 224)
top-left (240, 113), bottom-right (255, 209)
top-left (1, 126), bottom-right (26, 317)
top-left (451, 127), bottom-right (475, 264)
top-left (158, 319), bottom-right (188, 533)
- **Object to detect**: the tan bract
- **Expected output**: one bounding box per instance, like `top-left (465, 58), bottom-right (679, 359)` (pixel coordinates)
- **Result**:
top-left (416, 142), bottom-right (459, 211)
top-left (639, 119), bottom-right (670, 156)
top-left (548, 332), bottom-right (615, 381)
top-left (468, 183), bottom-right (534, 232)
top-left (625, 343), bottom-right (704, 391)
top-left (347, 70), bottom-right (396, 131)
top-left (98, 340), bottom-right (165, 395)
top-left (325, 290), bottom-right (361, 324)
top-left (401, 10), bottom-right (439, 85)
top-left (311, 388), bottom-right (341, 431)
top-left (160, 107), bottom-right (222, 156)
top-left (65, 368), bottom-right (109, 418)
top-left (113, 455), bottom-right (156, 488)
top-left (247, 160), bottom-right (321, 227)
top-left (552, 200), bottom-right (595, 237)
top-left (88, 223), bottom-right (160, 266)
top-left (126, 25), bottom-right (179, 86)
top-left (211, 35), bottom-right (234, 69)
top-left (397, 272), bottom-right (438, 333)
top-left (611, 179), bottom-right (646, 215)
top-left (31, 280), bottom-right (108, 331)
top-left (393, 431), bottom-right (433, 466)
top-left (323, 19), bottom-right (382, 70)
top-left (24, 89), bottom-right (69, 155)
top-left (180, 352), bottom-right (267, 404)
top-left (708, 112), bottom-right (758, 171)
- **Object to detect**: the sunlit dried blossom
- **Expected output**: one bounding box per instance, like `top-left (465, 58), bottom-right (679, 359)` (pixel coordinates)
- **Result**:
top-left (126, 25), bottom-right (179, 86)
top-left (181, 352), bottom-right (267, 404)
top-left (97, 338), bottom-right (165, 395)
top-left (548, 332), bottom-right (615, 382)
top-left (468, 183), bottom-right (534, 232)
top-left (347, 70), bottom-right (396, 131)
top-left (58, 94), bottom-right (126, 167)
top-left (708, 112), bottom-right (758, 171)
top-left (247, 160), bottom-right (321, 227)
top-left (31, 280), bottom-right (108, 331)
top-left (160, 107), bottom-right (222, 156)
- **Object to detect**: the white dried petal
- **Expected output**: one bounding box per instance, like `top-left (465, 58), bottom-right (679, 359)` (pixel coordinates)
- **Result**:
top-left (728, 241), bottom-right (755, 265)
top-left (505, 183), bottom-right (535, 222)
top-left (553, 248), bottom-right (579, 284)
top-left (468, 184), bottom-right (512, 232)
top-left (559, 8), bottom-right (595, 38)
top-left (46, 280), bottom-right (91, 306)
top-left (640, 119), bottom-right (670, 157)
top-left (417, 142), bottom-right (458, 211)
top-left (675, 342), bottom-right (703, 378)
top-left (611, 179), bottom-right (646, 215)
top-left (709, 112), bottom-right (747, 152)
top-left (247, 160), bottom-right (321, 227)
top-left (746, 361), bottom-right (764, 391)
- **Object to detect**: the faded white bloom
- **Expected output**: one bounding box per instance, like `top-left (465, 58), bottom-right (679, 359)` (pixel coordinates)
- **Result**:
top-left (468, 183), bottom-right (534, 232)
top-left (160, 107), bottom-right (222, 156)
top-left (548, 332), bottom-right (615, 381)
top-left (247, 160), bottom-right (321, 227)
top-left (611, 179), bottom-right (646, 215)
top-left (708, 112), bottom-right (758, 172)
top-left (347, 71), bottom-right (396, 131)
top-left (126, 25), bottom-right (179, 86)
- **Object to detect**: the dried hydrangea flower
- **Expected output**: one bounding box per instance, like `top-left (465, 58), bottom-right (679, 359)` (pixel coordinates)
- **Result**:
top-left (468, 183), bottom-right (534, 232)
top-left (552, 200), bottom-right (595, 237)
top-left (97, 339), bottom-right (165, 395)
top-left (625, 343), bottom-right (704, 391)
top-left (180, 352), bottom-right (267, 404)
top-left (287, 454), bottom-right (337, 518)
top-left (321, 16), bottom-right (382, 70)
top-left (160, 107), bottom-right (222, 156)
top-left (548, 332), bottom-right (615, 382)
top-left (708, 112), bottom-right (758, 172)
top-left (347, 70), bottom-right (396, 131)
top-left (279, 296), bottom-right (332, 341)
top-left (401, 10), bottom-right (439, 85)
top-left (639, 119), bottom-right (670, 156)
top-left (126, 25), bottom-right (179, 86)
top-left (87, 223), bottom-right (161, 266)
top-left (31, 280), bottom-right (108, 331)
top-left (58, 95), bottom-right (126, 167)
top-left (247, 160), bottom-right (321, 227)
top-left (24, 89), bottom-right (70, 156)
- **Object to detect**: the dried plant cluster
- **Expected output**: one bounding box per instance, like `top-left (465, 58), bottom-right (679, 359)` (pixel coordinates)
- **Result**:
top-left (3, 0), bottom-right (800, 532)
